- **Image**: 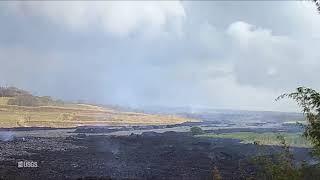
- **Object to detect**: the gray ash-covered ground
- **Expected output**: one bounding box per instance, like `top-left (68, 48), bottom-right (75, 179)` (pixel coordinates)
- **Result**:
top-left (0, 130), bottom-right (312, 180)
top-left (73, 125), bottom-right (182, 134)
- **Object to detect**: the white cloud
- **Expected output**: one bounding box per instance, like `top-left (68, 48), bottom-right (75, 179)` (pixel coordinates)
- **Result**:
top-left (1, 1), bottom-right (320, 112)
top-left (226, 21), bottom-right (320, 91)
top-left (5, 1), bottom-right (185, 37)
top-left (227, 21), bottom-right (291, 49)
top-left (282, 1), bottom-right (320, 38)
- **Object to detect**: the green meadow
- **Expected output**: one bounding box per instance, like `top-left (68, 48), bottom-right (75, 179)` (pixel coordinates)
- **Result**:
top-left (197, 132), bottom-right (312, 147)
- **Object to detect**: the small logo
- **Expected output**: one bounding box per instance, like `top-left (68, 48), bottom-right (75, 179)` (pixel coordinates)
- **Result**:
top-left (17, 161), bottom-right (23, 168)
top-left (17, 161), bottom-right (38, 168)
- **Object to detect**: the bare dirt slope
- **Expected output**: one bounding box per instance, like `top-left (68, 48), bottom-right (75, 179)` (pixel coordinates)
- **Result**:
top-left (0, 97), bottom-right (195, 128)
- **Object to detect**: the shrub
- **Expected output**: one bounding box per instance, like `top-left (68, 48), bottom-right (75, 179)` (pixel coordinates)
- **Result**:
top-left (0, 86), bottom-right (30, 97)
top-left (7, 95), bottom-right (39, 106)
top-left (37, 96), bottom-right (53, 106)
top-left (212, 166), bottom-right (222, 180)
top-left (7, 94), bottom-right (62, 107)
top-left (190, 126), bottom-right (204, 135)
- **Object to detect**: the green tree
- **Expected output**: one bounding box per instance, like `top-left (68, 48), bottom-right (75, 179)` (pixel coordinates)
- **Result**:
top-left (276, 87), bottom-right (320, 155)
top-left (190, 126), bottom-right (204, 135)
top-left (252, 135), bottom-right (303, 180)
top-left (245, 87), bottom-right (320, 179)
top-left (313, 0), bottom-right (320, 13)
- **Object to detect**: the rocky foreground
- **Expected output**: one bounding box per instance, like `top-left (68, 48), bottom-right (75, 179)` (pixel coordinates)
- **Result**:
top-left (0, 131), bottom-right (312, 180)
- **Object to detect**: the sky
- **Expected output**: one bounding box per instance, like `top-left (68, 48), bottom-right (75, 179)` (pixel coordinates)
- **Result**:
top-left (0, 1), bottom-right (319, 112)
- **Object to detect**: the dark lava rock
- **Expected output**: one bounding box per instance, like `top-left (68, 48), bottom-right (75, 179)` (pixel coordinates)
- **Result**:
top-left (0, 131), bottom-right (313, 180)
top-left (76, 133), bottom-right (87, 138)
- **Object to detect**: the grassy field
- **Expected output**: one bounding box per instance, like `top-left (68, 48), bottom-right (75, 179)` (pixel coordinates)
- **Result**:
top-left (0, 97), bottom-right (195, 128)
top-left (197, 132), bottom-right (312, 147)
top-left (0, 97), bottom-right (12, 105)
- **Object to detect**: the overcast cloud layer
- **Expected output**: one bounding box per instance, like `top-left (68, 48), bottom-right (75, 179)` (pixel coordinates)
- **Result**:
top-left (1, 1), bottom-right (319, 112)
